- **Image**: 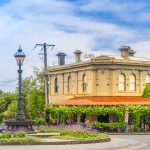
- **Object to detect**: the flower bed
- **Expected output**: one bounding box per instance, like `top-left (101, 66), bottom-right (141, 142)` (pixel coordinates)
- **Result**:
top-left (0, 126), bottom-right (110, 145)
top-left (38, 125), bottom-right (109, 140)
top-left (39, 124), bottom-right (99, 133)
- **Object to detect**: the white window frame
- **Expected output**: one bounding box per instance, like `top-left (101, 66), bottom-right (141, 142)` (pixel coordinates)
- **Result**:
top-left (129, 74), bottom-right (136, 91)
top-left (67, 76), bottom-right (71, 93)
top-left (118, 74), bottom-right (126, 91)
top-left (82, 75), bottom-right (87, 92)
top-left (54, 78), bottom-right (58, 93)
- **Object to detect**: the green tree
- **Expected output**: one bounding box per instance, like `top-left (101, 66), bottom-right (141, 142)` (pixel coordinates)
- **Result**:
top-left (0, 92), bottom-right (16, 113)
top-left (4, 101), bottom-right (17, 118)
top-left (18, 67), bottom-right (44, 98)
top-left (143, 83), bottom-right (150, 98)
top-left (0, 67), bottom-right (45, 120)
top-left (0, 90), bottom-right (3, 95)
top-left (0, 114), bottom-right (3, 124)
top-left (27, 90), bottom-right (45, 119)
top-left (0, 91), bottom-right (16, 123)
top-left (17, 67), bottom-right (45, 119)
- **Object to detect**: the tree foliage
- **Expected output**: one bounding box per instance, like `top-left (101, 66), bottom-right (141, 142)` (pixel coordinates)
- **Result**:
top-left (0, 92), bottom-right (16, 113)
top-left (27, 90), bottom-right (45, 119)
top-left (143, 83), bottom-right (150, 98)
top-left (19, 67), bottom-right (45, 119)
top-left (4, 101), bottom-right (17, 118)
top-left (0, 114), bottom-right (3, 124)
top-left (17, 67), bottom-right (44, 98)
top-left (46, 105), bottom-right (150, 129)
top-left (0, 67), bottom-right (45, 121)
top-left (0, 91), bottom-right (16, 123)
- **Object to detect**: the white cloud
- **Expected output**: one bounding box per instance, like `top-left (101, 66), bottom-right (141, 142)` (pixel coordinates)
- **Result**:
top-left (130, 41), bottom-right (150, 58)
top-left (0, 0), bottom-right (150, 91)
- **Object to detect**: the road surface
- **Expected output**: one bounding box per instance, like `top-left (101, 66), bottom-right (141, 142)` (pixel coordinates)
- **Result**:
top-left (110, 135), bottom-right (150, 150)
top-left (0, 135), bottom-right (149, 150)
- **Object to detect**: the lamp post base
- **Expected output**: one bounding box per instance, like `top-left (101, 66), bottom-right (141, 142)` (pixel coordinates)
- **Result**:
top-left (15, 110), bottom-right (26, 121)
top-left (5, 120), bottom-right (35, 132)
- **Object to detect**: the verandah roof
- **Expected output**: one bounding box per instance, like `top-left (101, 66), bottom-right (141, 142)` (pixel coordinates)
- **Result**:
top-left (51, 96), bottom-right (150, 106)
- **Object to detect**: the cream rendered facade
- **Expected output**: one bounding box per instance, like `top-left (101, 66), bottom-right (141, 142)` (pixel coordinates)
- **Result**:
top-left (48, 48), bottom-right (150, 103)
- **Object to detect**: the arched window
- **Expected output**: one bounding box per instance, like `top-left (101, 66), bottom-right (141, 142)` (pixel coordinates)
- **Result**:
top-left (130, 74), bottom-right (136, 91)
top-left (118, 74), bottom-right (126, 91)
top-left (67, 76), bottom-right (71, 93)
top-left (146, 75), bottom-right (150, 84)
top-left (82, 75), bottom-right (87, 92)
top-left (54, 78), bottom-right (58, 93)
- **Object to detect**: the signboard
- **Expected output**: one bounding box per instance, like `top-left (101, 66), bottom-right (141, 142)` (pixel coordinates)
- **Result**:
top-left (125, 108), bottom-right (129, 123)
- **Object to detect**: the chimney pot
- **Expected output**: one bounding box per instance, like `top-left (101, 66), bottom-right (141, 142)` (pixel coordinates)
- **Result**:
top-left (56, 52), bottom-right (66, 65)
top-left (129, 49), bottom-right (136, 57)
top-left (73, 50), bottom-right (82, 63)
top-left (119, 46), bottom-right (130, 57)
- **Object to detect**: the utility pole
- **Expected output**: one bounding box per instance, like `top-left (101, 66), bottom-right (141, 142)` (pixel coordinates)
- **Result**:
top-left (34, 43), bottom-right (55, 105)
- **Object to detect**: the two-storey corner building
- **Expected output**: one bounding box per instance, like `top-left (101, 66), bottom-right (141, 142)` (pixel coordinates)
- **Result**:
top-left (47, 46), bottom-right (150, 131)
top-left (48, 46), bottom-right (150, 102)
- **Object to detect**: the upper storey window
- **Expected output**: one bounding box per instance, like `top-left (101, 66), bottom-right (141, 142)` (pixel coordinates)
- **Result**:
top-left (82, 75), bottom-right (87, 92)
top-left (54, 78), bottom-right (58, 93)
top-left (130, 74), bottom-right (136, 91)
top-left (146, 75), bottom-right (150, 84)
top-left (67, 76), bottom-right (71, 93)
top-left (119, 74), bottom-right (126, 91)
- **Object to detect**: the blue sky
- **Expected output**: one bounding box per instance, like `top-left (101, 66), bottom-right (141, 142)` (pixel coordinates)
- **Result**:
top-left (1, 0), bottom-right (150, 91)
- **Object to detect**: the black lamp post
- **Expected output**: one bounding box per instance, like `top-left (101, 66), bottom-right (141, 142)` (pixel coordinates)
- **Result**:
top-left (5, 46), bottom-right (34, 131)
top-left (14, 46), bottom-right (26, 121)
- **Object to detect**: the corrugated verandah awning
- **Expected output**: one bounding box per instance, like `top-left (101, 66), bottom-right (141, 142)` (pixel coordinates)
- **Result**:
top-left (51, 96), bottom-right (150, 106)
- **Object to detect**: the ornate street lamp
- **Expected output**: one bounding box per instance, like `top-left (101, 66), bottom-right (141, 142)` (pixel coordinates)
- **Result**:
top-left (5, 46), bottom-right (34, 131)
top-left (14, 46), bottom-right (26, 121)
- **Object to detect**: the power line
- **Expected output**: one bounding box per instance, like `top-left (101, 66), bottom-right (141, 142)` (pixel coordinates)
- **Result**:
top-left (0, 46), bottom-right (44, 90)
top-left (33, 43), bottom-right (55, 105)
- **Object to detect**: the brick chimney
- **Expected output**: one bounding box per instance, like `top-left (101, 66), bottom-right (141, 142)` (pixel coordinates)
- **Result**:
top-left (119, 46), bottom-right (131, 57)
top-left (73, 50), bottom-right (82, 63)
top-left (56, 52), bottom-right (66, 65)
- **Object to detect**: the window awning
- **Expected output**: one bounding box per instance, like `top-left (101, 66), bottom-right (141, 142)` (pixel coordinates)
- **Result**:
top-left (51, 96), bottom-right (150, 106)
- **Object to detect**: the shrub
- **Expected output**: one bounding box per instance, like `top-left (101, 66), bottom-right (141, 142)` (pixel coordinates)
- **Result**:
top-left (59, 129), bottom-right (72, 135)
top-left (0, 114), bottom-right (3, 124)
top-left (0, 131), bottom-right (37, 144)
top-left (143, 83), bottom-right (150, 98)
top-left (0, 131), bottom-right (26, 139)
top-left (35, 118), bottom-right (46, 126)
top-left (63, 132), bottom-right (108, 140)
top-left (48, 119), bottom-right (53, 125)
top-left (38, 128), bottom-right (53, 133)
top-left (73, 132), bottom-right (96, 139)
top-left (0, 137), bottom-right (37, 144)
top-left (92, 122), bottom-right (126, 130)
top-left (13, 131), bottom-right (26, 138)
top-left (39, 128), bottom-right (72, 135)
top-left (0, 132), bottom-right (11, 139)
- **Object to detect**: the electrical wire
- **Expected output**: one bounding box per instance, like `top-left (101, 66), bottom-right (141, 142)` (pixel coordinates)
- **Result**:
top-left (0, 44), bottom-right (55, 89)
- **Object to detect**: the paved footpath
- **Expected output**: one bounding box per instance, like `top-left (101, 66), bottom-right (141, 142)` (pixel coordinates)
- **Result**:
top-left (0, 136), bottom-right (146, 150)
